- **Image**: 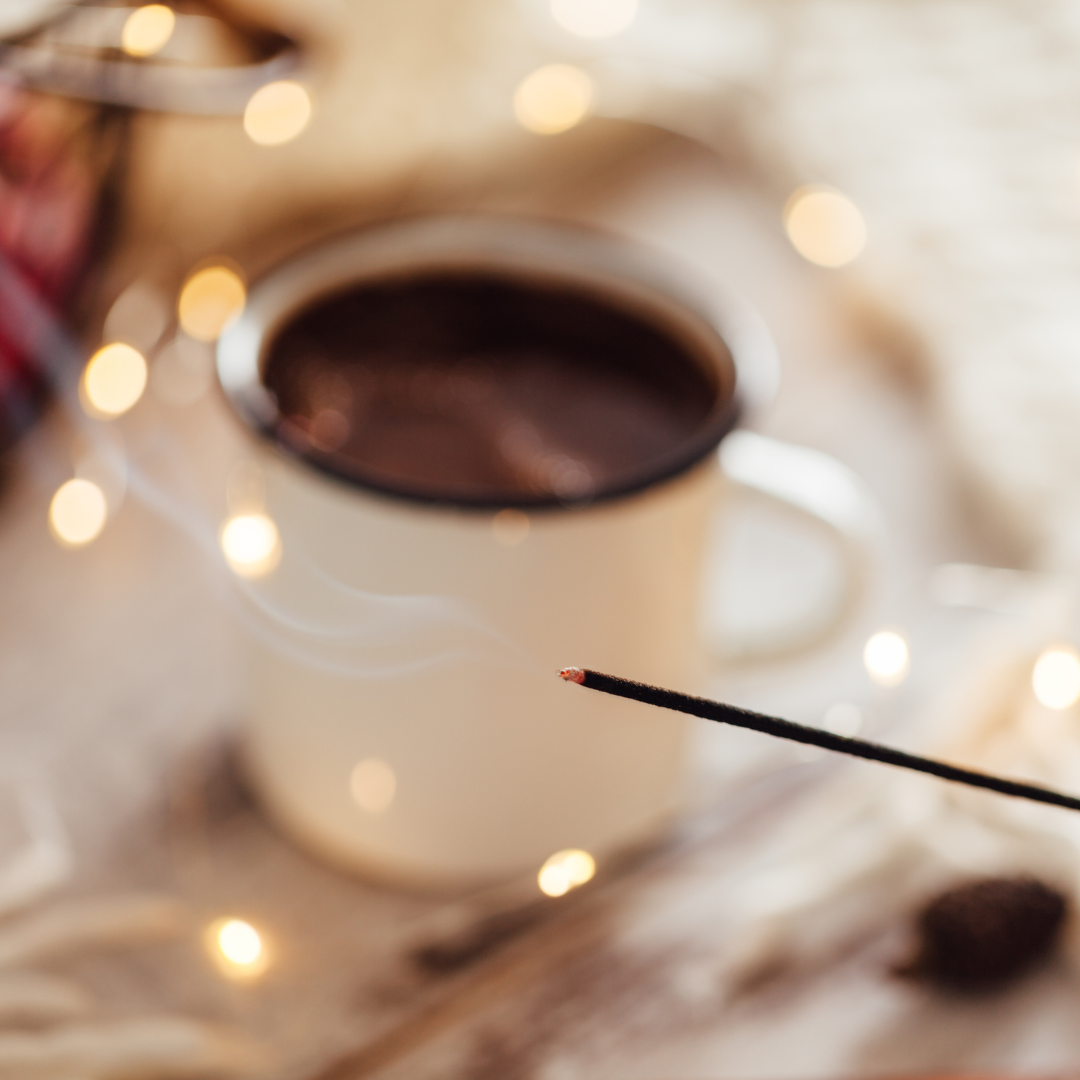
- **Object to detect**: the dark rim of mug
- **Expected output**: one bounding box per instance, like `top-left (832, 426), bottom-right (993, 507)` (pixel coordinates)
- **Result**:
top-left (216, 215), bottom-right (775, 512)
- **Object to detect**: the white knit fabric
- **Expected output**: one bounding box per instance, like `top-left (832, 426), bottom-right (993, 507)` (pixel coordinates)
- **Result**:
top-left (567, 0), bottom-right (1080, 566)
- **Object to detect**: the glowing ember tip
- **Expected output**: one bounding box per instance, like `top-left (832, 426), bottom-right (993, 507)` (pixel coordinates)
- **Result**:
top-left (559, 667), bottom-right (586, 684)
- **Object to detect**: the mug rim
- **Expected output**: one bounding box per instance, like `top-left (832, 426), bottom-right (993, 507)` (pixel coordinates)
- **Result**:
top-left (216, 214), bottom-right (780, 512)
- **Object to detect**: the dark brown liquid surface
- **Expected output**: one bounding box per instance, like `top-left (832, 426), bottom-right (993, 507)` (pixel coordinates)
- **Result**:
top-left (264, 274), bottom-right (726, 503)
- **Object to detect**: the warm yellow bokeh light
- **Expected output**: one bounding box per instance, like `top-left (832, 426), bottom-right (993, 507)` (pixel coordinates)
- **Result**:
top-left (538, 848), bottom-right (596, 897)
top-left (538, 863), bottom-right (571, 897)
top-left (243, 81), bottom-right (312, 147)
top-left (551, 0), bottom-right (637, 37)
top-left (218, 920), bottom-right (261, 965)
top-left (1032, 647), bottom-right (1080, 710)
top-left (560, 849), bottom-right (596, 885)
top-left (121, 4), bottom-right (175, 57)
top-left (863, 629), bottom-right (909, 687)
top-left (514, 64), bottom-right (592, 135)
top-left (49, 479), bottom-right (107, 548)
top-left (207, 918), bottom-right (268, 978)
top-left (350, 758), bottom-right (397, 815)
top-left (220, 513), bottom-right (281, 578)
top-left (178, 266), bottom-right (246, 342)
top-left (82, 343), bottom-right (148, 418)
top-left (783, 186), bottom-right (867, 268)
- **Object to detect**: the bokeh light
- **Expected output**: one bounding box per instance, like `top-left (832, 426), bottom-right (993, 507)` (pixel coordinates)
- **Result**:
top-left (1032, 646), bottom-right (1080, 709)
top-left (178, 266), bottom-right (246, 342)
top-left (538, 848), bottom-right (596, 897)
top-left (514, 64), bottom-right (592, 135)
top-left (863, 629), bottom-right (909, 687)
top-left (492, 508), bottom-right (530, 546)
top-left (208, 918), bottom-right (268, 978)
top-left (49, 479), bottom-right (107, 548)
top-left (350, 758), bottom-right (397, 815)
top-left (121, 4), bottom-right (175, 57)
top-left (783, 186), bottom-right (867, 268)
top-left (551, 0), bottom-right (637, 37)
top-left (220, 513), bottom-right (281, 578)
top-left (243, 81), bottom-right (312, 146)
top-left (82, 343), bottom-right (148, 418)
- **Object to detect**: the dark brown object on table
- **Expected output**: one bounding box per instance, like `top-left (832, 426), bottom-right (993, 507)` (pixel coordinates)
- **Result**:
top-left (899, 876), bottom-right (1068, 993)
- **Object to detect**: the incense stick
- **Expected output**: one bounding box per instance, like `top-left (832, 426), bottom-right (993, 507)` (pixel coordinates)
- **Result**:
top-left (559, 667), bottom-right (1080, 814)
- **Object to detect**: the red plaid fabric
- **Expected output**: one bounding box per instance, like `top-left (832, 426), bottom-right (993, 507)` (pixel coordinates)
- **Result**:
top-left (0, 78), bottom-right (110, 438)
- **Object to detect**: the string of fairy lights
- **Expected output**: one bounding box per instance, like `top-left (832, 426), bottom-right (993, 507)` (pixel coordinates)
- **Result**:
top-left (36, 0), bottom-right (1080, 928)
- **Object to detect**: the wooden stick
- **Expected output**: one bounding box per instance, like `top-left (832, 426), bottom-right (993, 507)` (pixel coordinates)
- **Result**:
top-left (559, 667), bottom-right (1080, 814)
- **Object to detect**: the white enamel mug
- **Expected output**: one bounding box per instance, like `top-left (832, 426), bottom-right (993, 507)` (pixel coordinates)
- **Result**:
top-left (216, 216), bottom-right (877, 889)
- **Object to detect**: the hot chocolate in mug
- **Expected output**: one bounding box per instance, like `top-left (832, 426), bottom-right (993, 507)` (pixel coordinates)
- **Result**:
top-left (216, 215), bottom-right (877, 888)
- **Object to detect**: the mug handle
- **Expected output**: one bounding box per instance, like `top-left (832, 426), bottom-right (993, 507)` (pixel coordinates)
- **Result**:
top-left (712, 430), bottom-right (882, 663)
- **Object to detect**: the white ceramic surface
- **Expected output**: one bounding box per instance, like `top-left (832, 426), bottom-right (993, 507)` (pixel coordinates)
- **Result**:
top-left (217, 216), bottom-right (872, 888)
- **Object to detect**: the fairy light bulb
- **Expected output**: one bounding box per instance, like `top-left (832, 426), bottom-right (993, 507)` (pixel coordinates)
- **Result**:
top-left (82, 343), bottom-right (148, 418)
top-left (863, 629), bottom-right (909, 687)
top-left (178, 266), bottom-right (246, 342)
top-left (1032, 647), bottom-right (1080, 709)
top-left (218, 920), bottom-right (261, 965)
top-left (208, 918), bottom-right (268, 978)
top-left (243, 81), bottom-right (312, 146)
top-left (121, 4), bottom-right (175, 57)
top-left (513, 64), bottom-right (592, 135)
top-left (49, 479), bottom-right (107, 547)
top-left (538, 849), bottom-right (596, 897)
top-left (783, 186), bottom-right (867, 268)
top-left (220, 513), bottom-right (282, 578)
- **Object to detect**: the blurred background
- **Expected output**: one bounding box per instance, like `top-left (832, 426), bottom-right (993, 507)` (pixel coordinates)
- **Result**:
top-left (5, 1), bottom-right (1080, 1078)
